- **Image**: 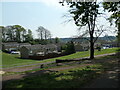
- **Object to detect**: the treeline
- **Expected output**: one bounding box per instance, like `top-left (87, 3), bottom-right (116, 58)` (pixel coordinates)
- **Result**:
top-left (0, 25), bottom-right (33, 43)
top-left (0, 25), bottom-right (60, 45)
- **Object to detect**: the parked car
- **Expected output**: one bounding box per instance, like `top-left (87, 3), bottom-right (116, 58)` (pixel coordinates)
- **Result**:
top-left (102, 46), bottom-right (109, 49)
top-left (11, 51), bottom-right (20, 54)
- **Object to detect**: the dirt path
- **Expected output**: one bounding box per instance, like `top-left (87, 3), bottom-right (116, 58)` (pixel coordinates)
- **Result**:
top-left (2, 64), bottom-right (93, 81)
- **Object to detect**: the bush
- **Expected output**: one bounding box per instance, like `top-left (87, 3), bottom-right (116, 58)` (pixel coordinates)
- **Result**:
top-left (65, 41), bottom-right (75, 54)
top-left (96, 46), bottom-right (101, 51)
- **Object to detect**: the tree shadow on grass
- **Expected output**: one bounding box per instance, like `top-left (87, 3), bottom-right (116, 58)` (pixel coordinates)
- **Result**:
top-left (2, 68), bottom-right (100, 88)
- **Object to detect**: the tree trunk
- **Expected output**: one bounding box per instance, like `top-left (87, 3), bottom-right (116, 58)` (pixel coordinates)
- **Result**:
top-left (118, 21), bottom-right (120, 47)
top-left (90, 34), bottom-right (94, 59)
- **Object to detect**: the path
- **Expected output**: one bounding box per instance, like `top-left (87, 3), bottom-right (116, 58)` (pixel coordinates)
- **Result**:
top-left (2, 64), bottom-right (93, 81)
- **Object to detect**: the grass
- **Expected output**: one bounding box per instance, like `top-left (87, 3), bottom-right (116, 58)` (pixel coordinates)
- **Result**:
top-left (2, 47), bottom-right (118, 68)
top-left (3, 64), bottom-right (102, 88)
top-left (3, 53), bottom-right (119, 88)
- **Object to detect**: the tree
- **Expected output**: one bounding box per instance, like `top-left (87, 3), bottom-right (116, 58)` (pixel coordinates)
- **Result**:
top-left (44, 29), bottom-right (52, 40)
top-left (36, 26), bottom-right (52, 44)
top-left (55, 37), bottom-right (60, 43)
top-left (0, 26), bottom-right (6, 42)
top-left (5, 26), bottom-right (14, 42)
top-left (12, 25), bottom-right (26, 42)
top-left (60, 1), bottom-right (101, 59)
top-left (36, 26), bottom-right (44, 40)
top-left (24, 29), bottom-right (33, 43)
top-left (27, 29), bottom-right (33, 41)
top-left (22, 29), bottom-right (27, 42)
top-left (1, 25), bottom-right (28, 42)
top-left (65, 41), bottom-right (75, 54)
top-left (103, 2), bottom-right (120, 46)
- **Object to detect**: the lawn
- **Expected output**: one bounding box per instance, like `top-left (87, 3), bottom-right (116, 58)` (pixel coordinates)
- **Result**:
top-left (1, 48), bottom-right (118, 68)
top-left (3, 53), bottom-right (119, 88)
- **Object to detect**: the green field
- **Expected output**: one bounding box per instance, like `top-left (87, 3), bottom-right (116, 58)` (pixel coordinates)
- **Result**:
top-left (1, 48), bottom-right (118, 68)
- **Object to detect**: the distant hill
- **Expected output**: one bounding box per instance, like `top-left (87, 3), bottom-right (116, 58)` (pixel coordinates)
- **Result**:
top-left (98, 36), bottom-right (116, 41)
top-left (59, 36), bottom-right (117, 43)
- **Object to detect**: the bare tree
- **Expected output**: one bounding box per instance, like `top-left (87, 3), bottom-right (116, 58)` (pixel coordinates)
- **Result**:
top-left (44, 29), bottom-right (52, 40)
top-left (36, 26), bottom-right (44, 40)
top-left (36, 26), bottom-right (52, 40)
top-left (74, 25), bottom-right (114, 44)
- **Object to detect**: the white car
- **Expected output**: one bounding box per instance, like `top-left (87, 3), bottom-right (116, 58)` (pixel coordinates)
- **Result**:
top-left (11, 51), bottom-right (20, 54)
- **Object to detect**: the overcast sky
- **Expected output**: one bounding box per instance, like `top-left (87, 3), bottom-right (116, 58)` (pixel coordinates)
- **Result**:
top-left (0, 0), bottom-right (117, 38)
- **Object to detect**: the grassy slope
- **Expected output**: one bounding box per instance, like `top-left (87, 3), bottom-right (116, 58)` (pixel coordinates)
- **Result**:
top-left (2, 48), bottom-right (118, 68)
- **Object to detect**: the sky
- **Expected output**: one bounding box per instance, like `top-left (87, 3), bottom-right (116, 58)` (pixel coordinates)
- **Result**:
top-left (0, 0), bottom-right (117, 38)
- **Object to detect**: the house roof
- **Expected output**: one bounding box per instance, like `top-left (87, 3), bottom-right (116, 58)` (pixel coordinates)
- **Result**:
top-left (45, 44), bottom-right (57, 49)
top-left (55, 43), bottom-right (65, 47)
top-left (21, 44), bottom-right (57, 50)
top-left (2, 43), bottom-right (31, 47)
top-left (2, 43), bottom-right (19, 46)
top-left (22, 44), bottom-right (43, 50)
top-left (19, 43), bottom-right (31, 45)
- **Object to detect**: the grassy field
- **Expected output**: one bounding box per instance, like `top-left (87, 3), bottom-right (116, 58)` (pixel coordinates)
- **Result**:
top-left (1, 48), bottom-right (118, 68)
top-left (3, 52), bottom-right (119, 88)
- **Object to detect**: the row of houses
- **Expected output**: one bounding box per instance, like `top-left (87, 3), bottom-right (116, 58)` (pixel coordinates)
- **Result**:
top-left (2, 42), bottom-right (31, 52)
top-left (2, 42), bottom-right (90, 58)
top-left (3, 41), bottom-right (117, 59)
top-left (2, 42), bottom-right (65, 58)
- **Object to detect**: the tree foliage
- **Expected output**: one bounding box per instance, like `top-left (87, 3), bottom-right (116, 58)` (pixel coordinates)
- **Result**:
top-left (103, 2), bottom-right (120, 44)
top-left (65, 41), bottom-right (75, 54)
top-left (55, 37), bottom-right (60, 43)
top-left (0, 25), bottom-right (33, 43)
top-left (60, 1), bottom-right (101, 59)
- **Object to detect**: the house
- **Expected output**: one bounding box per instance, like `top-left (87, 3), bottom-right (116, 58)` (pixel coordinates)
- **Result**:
top-left (74, 44), bottom-right (84, 51)
top-left (20, 44), bottom-right (58, 58)
top-left (19, 43), bottom-right (31, 47)
top-left (2, 42), bottom-right (31, 52)
top-left (74, 42), bottom-right (89, 51)
top-left (55, 43), bottom-right (65, 52)
top-left (2, 42), bottom-right (19, 52)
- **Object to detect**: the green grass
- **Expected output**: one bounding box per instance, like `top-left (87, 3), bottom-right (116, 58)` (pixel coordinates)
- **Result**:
top-left (2, 48), bottom-right (118, 68)
top-left (3, 52), bottom-right (119, 88)
top-left (4, 64), bottom-right (102, 88)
